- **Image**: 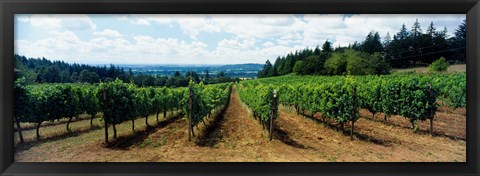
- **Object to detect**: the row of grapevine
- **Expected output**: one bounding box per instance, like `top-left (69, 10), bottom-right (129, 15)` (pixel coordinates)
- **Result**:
top-left (14, 78), bottom-right (96, 142)
top-left (357, 75), bottom-right (437, 132)
top-left (14, 77), bottom-right (232, 144)
top-left (258, 73), bottom-right (465, 109)
top-left (183, 80), bottom-right (232, 140)
top-left (426, 73), bottom-right (466, 109)
top-left (96, 79), bottom-right (187, 143)
top-left (236, 81), bottom-right (278, 139)
top-left (13, 78), bottom-right (186, 143)
top-left (276, 76), bottom-right (360, 139)
top-left (246, 73), bottom-right (456, 138)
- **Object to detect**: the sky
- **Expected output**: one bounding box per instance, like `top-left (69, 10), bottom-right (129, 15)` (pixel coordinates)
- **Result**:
top-left (14, 14), bottom-right (465, 65)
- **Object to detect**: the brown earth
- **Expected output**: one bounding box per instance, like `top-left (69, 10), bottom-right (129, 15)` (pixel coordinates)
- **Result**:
top-left (14, 85), bottom-right (466, 162)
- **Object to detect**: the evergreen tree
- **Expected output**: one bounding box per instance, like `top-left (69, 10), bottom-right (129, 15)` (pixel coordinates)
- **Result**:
top-left (383, 32), bottom-right (391, 46)
top-left (452, 19), bottom-right (466, 63)
top-left (398, 23), bottom-right (409, 40)
top-left (427, 21), bottom-right (436, 36)
top-left (313, 45), bottom-right (321, 55)
top-left (411, 19), bottom-right (422, 38)
top-left (257, 60), bottom-right (273, 78)
top-left (321, 40), bottom-right (333, 53)
top-left (455, 19), bottom-right (466, 39)
top-left (218, 71), bottom-right (225, 78)
top-left (174, 71), bottom-right (181, 77)
top-left (205, 69), bottom-right (210, 79)
top-left (362, 31), bottom-right (383, 54)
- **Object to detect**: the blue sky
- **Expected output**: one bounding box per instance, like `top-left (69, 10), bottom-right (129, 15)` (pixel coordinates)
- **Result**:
top-left (14, 14), bottom-right (465, 65)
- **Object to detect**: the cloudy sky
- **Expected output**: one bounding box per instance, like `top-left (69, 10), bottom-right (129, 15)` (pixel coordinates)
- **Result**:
top-left (14, 14), bottom-right (465, 65)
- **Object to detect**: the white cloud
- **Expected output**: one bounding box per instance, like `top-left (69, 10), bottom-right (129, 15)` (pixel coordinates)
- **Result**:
top-left (117, 14), bottom-right (175, 26)
top-left (218, 38), bottom-right (256, 50)
top-left (211, 14), bottom-right (306, 40)
top-left (262, 41), bottom-right (275, 47)
top-left (93, 29), bottom-right (123, 38)
top-left (120, 14), bottom-right (464, 48)
top-left (121, 14), bottom-right (306, 40)
top-left (15, 14), bottom-right (466, 64)
top-left (301, 14), bottom-right (464, 47)
top-left (16, 15), bottom-right (31, 22)
top-left (17, 14), bottom-right (96, 31)
top-left (15, 31), bottom-right (213, 64)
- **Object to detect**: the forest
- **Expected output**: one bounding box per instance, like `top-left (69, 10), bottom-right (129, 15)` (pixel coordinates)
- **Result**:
top-left (257, 19), bottom-right (466, 78)
top-left (14, 55), bottom-right (239, 87)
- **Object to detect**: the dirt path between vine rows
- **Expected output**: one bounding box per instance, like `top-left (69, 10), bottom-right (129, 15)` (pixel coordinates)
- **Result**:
top-left (95, 85), bottom-right (323, 162)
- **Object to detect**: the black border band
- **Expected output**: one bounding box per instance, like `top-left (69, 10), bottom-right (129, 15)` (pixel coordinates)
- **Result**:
top-left (1, 0), bottom-right (479, 176)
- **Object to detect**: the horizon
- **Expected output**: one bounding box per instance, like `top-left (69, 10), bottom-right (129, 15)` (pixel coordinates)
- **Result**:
top-left (15, 54), bottom-right (263, 67)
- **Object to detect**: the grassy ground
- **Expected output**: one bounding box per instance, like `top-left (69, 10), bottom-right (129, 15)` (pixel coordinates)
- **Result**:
top-left (393, 64), bottom-right (465, 74)
top-left (14, 85), bottom-right (466, 162)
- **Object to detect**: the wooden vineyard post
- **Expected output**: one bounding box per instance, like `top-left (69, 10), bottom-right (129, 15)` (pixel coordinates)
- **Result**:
top-left (270, 90), bottom-right (277, 141)
top-left (15, 116), bottom-right (24, 144)
top-left (429, 84), bottom-right (434, 136)
top-left (103, 89), bottom-right (109, 145)
top-left (188, 86), bottom-right (193, 142)
top-left (351, 84), bottom-right (357, 140)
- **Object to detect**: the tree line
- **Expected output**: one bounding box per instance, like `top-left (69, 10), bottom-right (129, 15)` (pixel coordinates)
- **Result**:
top-left (258, 19), bottom-right (466, 78)
top-left (14, 55), bottom-right (239, 87)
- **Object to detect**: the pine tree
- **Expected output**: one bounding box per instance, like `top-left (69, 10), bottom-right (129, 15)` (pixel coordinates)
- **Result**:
top-left (398, 23), bottom-right (409, 40)
top-left (383, 32), bottom-right (391, 46)
top-left (455, 19), bottom-right (466, 39)
top-left (427, 21), bottom-right (436, 37)
top-left (452, 19), bottom-right (466, 63)
top-left (313, 45), bottom-right (321, 55)
top-left (362, 31), bottom-right (383, 54)
top-left (411, 19), bottom-right (423, 38)
top-left (257, 60), bottom-right (273, 78)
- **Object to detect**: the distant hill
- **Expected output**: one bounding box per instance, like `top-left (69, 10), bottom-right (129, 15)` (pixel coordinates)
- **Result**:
top-left (118, 63), bottom-right (263, 78)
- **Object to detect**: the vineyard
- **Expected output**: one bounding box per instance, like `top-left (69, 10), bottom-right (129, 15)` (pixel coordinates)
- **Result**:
top-left (236, 73), bottom-right (466, 139)
top-left (14, 78), bottom-right (232, 145)
top-left (14, 72), bottom-right (466, 162)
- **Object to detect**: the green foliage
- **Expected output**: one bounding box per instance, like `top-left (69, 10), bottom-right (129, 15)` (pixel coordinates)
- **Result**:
top-left (346, 54), bottom-right (372, 75)
top-left (135, 87), bottom-right (156, 118)
top-left (264, 76), bottom-right (359, 124)
top-left (57, 85), bottom-right (82, 121)
top-left (429, 57), bottom-right (449, 72)
top-left (99, 79), bottom-right (137, 125)
top-left (14, 78), bottom-right (31, 121)
top-left (237, 81), bottom-right (278, 127)
top-left (79, 85), bottom-right (101, 118)
top-left (427, 72), bottom-right (466, 109)
top-left (258, 60), bottom-right (274, 78)
top-left (79, 69), bottom-right (100, 83)
top-left (325, 49), bottom-right (390, 75)
top-left (259, 18), bottom-right (466, 78)
top-left (303, 55), bottom-right (322, 75)
top-left (324, 52), bottom-right (347, 75)
top-left (292, 61), bottom-right (305, 75)
top-left (357, 76), bottom-right (383, 117)
top-left (245, 73), bottom-right (464, 131)
top-left (362, 31), bottom-right (384, 54)
top-left (14, 55), bottom-right (238, 88)
top-left (183, 80), bottom-right (232, 126)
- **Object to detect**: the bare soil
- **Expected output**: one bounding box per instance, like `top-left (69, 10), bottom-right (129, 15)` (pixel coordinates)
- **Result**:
top-left (14, 85), bottom-right (466, 162)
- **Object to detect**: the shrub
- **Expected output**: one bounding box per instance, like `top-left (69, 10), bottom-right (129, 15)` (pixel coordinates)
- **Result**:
top-left (325, 49), bottom-right (390, 75)
top-left (293, 60), bottom-right (305, 75)
top-left (429, 57), bottom-right (449, 72)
